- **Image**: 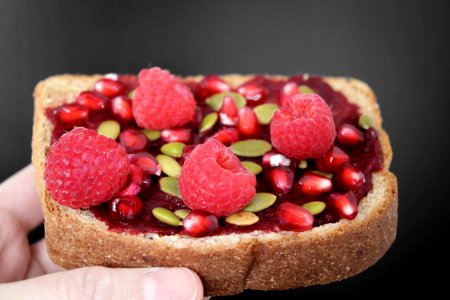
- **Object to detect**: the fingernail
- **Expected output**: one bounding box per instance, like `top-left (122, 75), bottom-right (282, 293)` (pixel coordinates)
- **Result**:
top-left (143, 268), bottom-right (200, 300)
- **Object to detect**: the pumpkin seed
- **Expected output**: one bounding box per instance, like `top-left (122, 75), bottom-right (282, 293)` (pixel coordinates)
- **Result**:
top-left (299, 85), bottom-right (314, 94)
top-left (161, 142), bottom-right (185, 158)
top-left (156, 155), bottom-right (182, 178)
top-left (225, 211), bottom-right (259, 226)
top-left (199, 112), bottom-right (218, 132)
top-left (302, 201), bottom-right (326, 215)
top-left (159, 177), bottom-right (182, 199)
top-left (244, 192), bottom-right (277, 213)
top-left (128, 89), bottom-right (136, 99)
top-left (312, 170), bottom-right (333, 179)
top-left (206, 92), bottom-right (246, 111)
top-left (241, 161), bottom-right (263, 175)
top-left (298, 159), bottom-right (308, 169)
top-left (97, 120), bottom-right (120, 140)
top-left (152, 207), bottom-right (182, 226)
top-left (253, 103), bottom-right (279, 125)
top-left (358, 115), bottom-right (373, 130)
top-left (174, 209), bottom-right (190, 220)
top-left (141, 129), bottom-right (161, 141)
top-left (230, 139), bottom-right (272, 157)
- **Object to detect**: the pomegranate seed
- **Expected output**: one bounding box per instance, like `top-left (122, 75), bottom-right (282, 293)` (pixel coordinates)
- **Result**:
top-left (128, 153), bottom-right (161, 175)
top-left (237, 107), bottom-right (261, 138)
top-left (94, 78), bottom-right (126, 98)
top-left (56, 104), bottom-right (89, 126)
top-left (140, 176), bottom-right (152, 191)
top-left (119, 129), bottom-right (149, 153)
top-left (337, 124), bottom-right (364, 147)
top-left (161, 128), bottom-right (193, 143)
top-left (198, 74), bottom-right (231, 98)
top-left (219, 96), bottom-right (239, 125)
top-left (336, 164), bottom-right (365, 191)
top-left (296, 172), bottom-right (333, 197)
top-left (262, 151), bottom-right (291, 167)
top-left (329, 192), bottom-right (358, 220)
top-left (117, 182), bottom-right (141, 197)
top-left (278, 202), bottom-right (314, 232)
top-left (183, 210), bottom-right (219, 237)
top-left (108, 195), bottom-right (144, 221)
top-left (211, 128), bottom-right (240, 145)
top-left (118, 74), bottom-right (139, 90)
top-left (315, 146), bottom-right (350, 172)
top-left (268, 166), bottom-right (294, 195)
top-left (111, 96), bottom-right (133, 122)
top-left (278, 82), bottom-right (299, 107)
top-left (76, 91), bottom-right (105, 110)
top-left (180, 144), bottom-right (198, 164)
top-left (237, 82), bottom-right (268, 106)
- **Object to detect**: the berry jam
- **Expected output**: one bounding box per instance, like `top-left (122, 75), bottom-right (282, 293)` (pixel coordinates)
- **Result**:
top-left (46, 73), bottom-right (383, 236)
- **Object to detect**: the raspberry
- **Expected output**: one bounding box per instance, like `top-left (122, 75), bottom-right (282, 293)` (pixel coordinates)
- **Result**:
top-left (133, 67), bottom-right (197, 130)
top-left (179, 139), bottom-right (256, 217)
top-left (44, 127), bottom-right (130, 209)
top-left (270, 94), bottom-right (336, 159)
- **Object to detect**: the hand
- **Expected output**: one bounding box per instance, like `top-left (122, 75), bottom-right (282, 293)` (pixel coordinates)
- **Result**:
top-left (0, 165), bottom-right (206, 300)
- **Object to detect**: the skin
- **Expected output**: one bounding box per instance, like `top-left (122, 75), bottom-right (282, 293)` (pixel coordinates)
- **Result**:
top-left (0, 165), bottom-right (207, 300)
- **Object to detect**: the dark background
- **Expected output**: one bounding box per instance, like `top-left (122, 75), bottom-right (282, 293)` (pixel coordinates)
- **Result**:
top-left (0, 0), bottom-right (448, 298)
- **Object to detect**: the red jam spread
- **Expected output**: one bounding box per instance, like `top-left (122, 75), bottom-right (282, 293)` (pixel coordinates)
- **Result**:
top-left (46, 73), bottom-right (383, 236)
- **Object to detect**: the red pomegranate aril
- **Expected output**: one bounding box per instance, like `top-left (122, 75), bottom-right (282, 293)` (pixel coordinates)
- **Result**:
top-left (129, 152), bottom-right (161, 175)
top-left (268, 166), bottom-right (294, 195)
top-left (219, 96), bottom-right (239, 126)
top-left (329, 192), bottom-right (358, 220)
top-left (198, 74), bottom-right (231, 98)
top-left (296, 172), bottom-right (333, 197)
top-left (180, 144), bottom-right (198, 164)
top-left (56, 104), bottom-right (89, 126)
top-left (278, 82), bottom-right (299, 107)
top-left (109, 196), bottom-right (144, 221)
top-left (336, 164), bottom-right (365, 191)
top-left (94, 78), bottom-right (126, 98)
top-left (117, 182), bottom-right (141, 197)
top-left (337, 124), bottom-right (364, 147)
top-left (118, 74), bottom-right (140, 90)
top-left (211, 128), bottom-right (240, 145)
top-left (111, 96), bottom-right (133, 122)
top-left (140, 175), bottom-right (152, 191)
top-left (119, 129), bottom-right (149, 153)
top-left (76, 91), bottom-right (105, 110)
top-left (315, 146), bottom-right (350, 172)
top-left (237, 82), bottom-right (268, 106)
top-left (161, 128), bottom-right (193, 143)
top-left (183, 210), bottom-right (219, 237)
top-left (237, 107), bottom-right (261, 138)
top-left (278, 202), bottom-right (314, 232)
top-left (262, 151), bottom-right (291, 167)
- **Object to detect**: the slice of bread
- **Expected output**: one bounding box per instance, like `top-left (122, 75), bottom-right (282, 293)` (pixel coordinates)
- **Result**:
top-left (32, 74), bottom-right (398, 296)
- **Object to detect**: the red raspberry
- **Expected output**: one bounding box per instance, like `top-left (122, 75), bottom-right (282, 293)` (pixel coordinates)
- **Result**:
top-left (270, 94), bottom-right (336, 159)
top-left (44, 127), bottom-right (130, 209)
top-left (133, 67), bottom-right (196, 130)
top-left (179, 139), bottom-right (256, 217)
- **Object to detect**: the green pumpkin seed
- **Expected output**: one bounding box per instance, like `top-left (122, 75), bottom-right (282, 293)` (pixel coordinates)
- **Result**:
top-left (298, 159), bottom-right (308, 169)
top-left (253, 103), bottom-right (279, 125)
top-left (156, 155), bottom-right (182, 178)
top-left (206, 92), bottom-right (247, 111)
top-left (97, 120), bottom-right (120, 140)
top-left (174, 209), bottom-right (190, 220)
top-left (159, 177), bottom-right (182, 199)
top-left (225, 211), bottom-right (259, 226)
top-left (152, 207), bottom-right (182, 226)
top-left (199, 112), bottom-right (218, 132)
top-left (244, 192), bottom-right (277, 213)
top-left (312, 170), bottom-right (333, 179)
top-left (358, 115), bottom-right (373, 130)
top-left (299, 85), bottom-right (315, 94)
top-left (128, 89), bottom-right (136, 99)
top-left (161, 142), bottom-right (185, 158)
top-left (241, 161), bottom-right (263, 175)
top-left (141, 129), bottom-right (161, 141)
top-left (230, 139), bottom-right (272, 157)
top-left (302, 201), bottom-right (326, 215)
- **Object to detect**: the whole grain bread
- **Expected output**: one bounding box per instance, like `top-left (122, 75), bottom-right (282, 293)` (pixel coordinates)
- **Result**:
top-left (32, 74), bottom-right (398, 296)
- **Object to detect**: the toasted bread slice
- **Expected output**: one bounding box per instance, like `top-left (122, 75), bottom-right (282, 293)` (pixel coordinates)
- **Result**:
top-left (32, 74), bottom-right (397, 296)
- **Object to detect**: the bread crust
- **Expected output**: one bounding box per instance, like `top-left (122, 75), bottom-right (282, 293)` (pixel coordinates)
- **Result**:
top-left (32, 74), bottom-right (397, 296)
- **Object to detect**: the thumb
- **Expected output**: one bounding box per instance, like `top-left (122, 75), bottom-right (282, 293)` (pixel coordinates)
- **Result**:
top-left (0, 266), bottom-right (205, 300)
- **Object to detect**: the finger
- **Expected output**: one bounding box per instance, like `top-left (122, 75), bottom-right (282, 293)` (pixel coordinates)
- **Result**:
top-left (0, 165), bottom-right (43, 231)
top-left (27, 240), bottom-right (64, 278)
top-left (0, 267), bottom-right (204, 300)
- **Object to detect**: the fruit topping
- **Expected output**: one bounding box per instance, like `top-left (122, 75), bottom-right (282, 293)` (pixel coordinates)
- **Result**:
top-left (119, 128), bottom-right (149, 153)
top-left (111, 95), bottom-right (133, 122)
top-left (278, 82), bottom-right (299, 107)
top-left (219, 95), bottom-right (239, 125)
top-left (237, 107), bottom-right (261, 138)
top-left (329, 191), bottom-right (358, 220)
top-left (206, 92), bottom-right (247, 111)
top-left (268, 166), bottom-right (294, 195)
top-left (55, 104), bottom-right (89, 127)
top-left (128, 152), bottom-right (161, 175)
top-left (236, 82), bottom-right (268, 106)
top-left (337, 124), bottom-right (364, 147)
top-left (109, 196), bottom-right (143, 221)
top-left (335, 164), bottom-right (366, 191)
top-left (211, 128), bottom-right (240, 145)
top-left (262, 151), bottom-right (291, 167)
top-left (296, 171), bottom-right (333, 197)
top-left (161, 128), bottom-right (193, 143)
top-left (198, 74), bottom-right (231, 98)
top-left (76, 91), bottom-right (106, 110)
top-left (278, 202), bottom-right (314, 232)
top-left (182, 210), bottom-right (219, 237)
top-left (315, 146), bottom-right (350, 172)
top-left (94, 78), bottom-right (126, 98)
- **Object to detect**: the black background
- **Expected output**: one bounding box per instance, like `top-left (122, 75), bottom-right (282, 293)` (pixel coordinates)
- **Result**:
top-left (1, 0), bottom-right (448, 298)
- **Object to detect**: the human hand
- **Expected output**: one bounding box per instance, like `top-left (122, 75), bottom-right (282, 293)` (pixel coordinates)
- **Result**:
top-left (0, 165), bottom-right (206, 300)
